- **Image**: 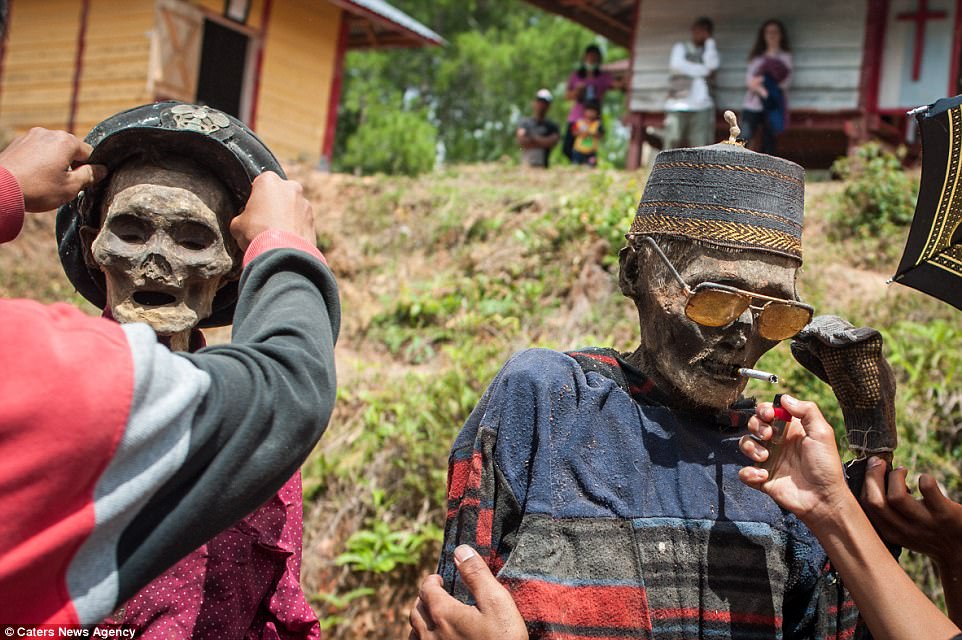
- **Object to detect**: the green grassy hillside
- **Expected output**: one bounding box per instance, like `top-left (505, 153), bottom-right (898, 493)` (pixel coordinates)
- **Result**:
top-left (4, 163), bottom-right (960, 638)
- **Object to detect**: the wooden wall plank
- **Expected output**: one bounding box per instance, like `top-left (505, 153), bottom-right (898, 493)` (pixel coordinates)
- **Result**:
top-left (73, 0), bottom-right (154, 134)
top-left (629, 0), bottom-right (868, 113)
top-left (255, 0), bottom-right (340, 163)
top-left (0, 0), bottom-right (83, 132)
top-left (2, 0), bottom-right (340, 162)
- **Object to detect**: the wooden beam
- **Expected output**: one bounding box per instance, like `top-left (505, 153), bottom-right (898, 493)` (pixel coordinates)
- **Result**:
top-left (363, 18), bottom-right (377, 47)
top-left (523, 0), bottom-right (632, 47)
top-left (67, 0), bottom-right (89, 134)
top-left (572, 2), bottom-right (629, 33)
top-left (322, 12), bottom-right (349, 164)
top-left (247, 0), bottom-right (272, 130)
top-left (858, 0), bottom-right (889, 114)
top-left (348, 35), bottom-right (424, 49)
top-left (950, 0), bottom-right (962, 96)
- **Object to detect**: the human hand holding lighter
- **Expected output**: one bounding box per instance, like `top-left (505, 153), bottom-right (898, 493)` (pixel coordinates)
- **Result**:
top-left (738, 395), bottom-right (851, 526)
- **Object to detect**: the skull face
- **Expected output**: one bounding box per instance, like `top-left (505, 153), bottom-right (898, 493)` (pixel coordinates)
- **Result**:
top-left (620, 239), bottom-right (799, 412)
top-left (86, 159), bottom-right (238, 345)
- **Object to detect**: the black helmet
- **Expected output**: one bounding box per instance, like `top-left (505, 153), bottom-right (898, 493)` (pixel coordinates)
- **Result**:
top-left (56, 101), bottom-right (284, 327)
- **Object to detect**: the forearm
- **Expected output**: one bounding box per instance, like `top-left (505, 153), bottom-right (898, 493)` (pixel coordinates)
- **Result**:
top-left (808, 496), bottom-right (961, 640)
top-left (670, 57), bottom-right (709, 77)
top-left (114, 241), bottom-right (339, 604)
top-left (780, 70), bottom-right (793, 91)
top-left (939, 558), bottom-right (962, 628)
top-left (532, 135), bottom-right (558, 149)
top-left (702, 39), bottom-right (719, 71)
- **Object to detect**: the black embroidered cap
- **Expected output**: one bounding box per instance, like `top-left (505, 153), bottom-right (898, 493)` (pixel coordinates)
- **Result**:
top-left (630, 135), bottom-right (805, 262)
top-left (56, 101), bottom-right (284, 327)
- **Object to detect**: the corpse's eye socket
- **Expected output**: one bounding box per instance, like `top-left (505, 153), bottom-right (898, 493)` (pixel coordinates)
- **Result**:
top-left (109, 214), bottom-right (151, 244)
top-left (172, 222), bottom-right (217, 251)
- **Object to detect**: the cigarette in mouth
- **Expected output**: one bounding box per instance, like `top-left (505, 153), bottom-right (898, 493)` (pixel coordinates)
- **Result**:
top-left (737, 367), bottom-right (779, 384)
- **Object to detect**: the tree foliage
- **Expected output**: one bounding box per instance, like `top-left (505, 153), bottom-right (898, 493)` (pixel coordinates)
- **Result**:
top-left (332, 1), bottom-right (628, 173)
top-left (340, 104), bottom-right (437, 176)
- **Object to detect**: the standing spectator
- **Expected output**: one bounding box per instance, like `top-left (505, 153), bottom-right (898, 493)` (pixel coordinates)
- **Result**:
top-left (516, 89), bottom-right (560, 168)
top-left (741, 19), bottom-right (793, 155)
top-left (664, 17), bottom-right (719, 149)
top-left (563, 44), bottom-right (614, 160)
top-left (571, 99), bottom-right (604, 167)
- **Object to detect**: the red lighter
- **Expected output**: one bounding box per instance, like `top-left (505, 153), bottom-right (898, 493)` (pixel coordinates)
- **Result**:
top-left (760, 394), bottom-right (792, 476)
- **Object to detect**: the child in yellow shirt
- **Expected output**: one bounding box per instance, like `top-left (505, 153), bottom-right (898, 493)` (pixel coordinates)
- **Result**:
top-left (571, 100), bottom-right (604, 167)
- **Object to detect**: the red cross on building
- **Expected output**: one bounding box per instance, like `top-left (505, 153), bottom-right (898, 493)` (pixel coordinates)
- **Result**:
top-left (897, 0), bottom-right (947, 81)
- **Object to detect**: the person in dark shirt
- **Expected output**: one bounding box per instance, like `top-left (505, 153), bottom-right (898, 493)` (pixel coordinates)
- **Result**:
top-left (516, 89), bottom-right (561, 168)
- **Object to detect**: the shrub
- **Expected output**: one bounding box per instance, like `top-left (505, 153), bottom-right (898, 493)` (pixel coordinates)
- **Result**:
top-left (829, 142), bottom-right (918, 237)
top-left (339, 106), bottom-right (437, 176)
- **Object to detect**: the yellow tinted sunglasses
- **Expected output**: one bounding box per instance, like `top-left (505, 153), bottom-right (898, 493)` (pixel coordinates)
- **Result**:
top-left (631, 235), bottom-right (814, 341)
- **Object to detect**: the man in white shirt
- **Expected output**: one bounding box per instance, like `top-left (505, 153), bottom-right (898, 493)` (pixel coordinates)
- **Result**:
top-left (664, 17), bottom-right (719, 149)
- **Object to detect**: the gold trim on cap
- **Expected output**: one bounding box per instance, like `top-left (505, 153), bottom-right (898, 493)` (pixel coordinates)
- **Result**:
top-left (629, 214), bottom-right (802, 258)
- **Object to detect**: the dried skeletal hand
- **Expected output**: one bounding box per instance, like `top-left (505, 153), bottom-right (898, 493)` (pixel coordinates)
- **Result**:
top-left (0, 127), bottom-right (107, 212)
top-left (409, 546), bottom-right (527, 640)
top-left (230, 171), bottom-right (316, 251)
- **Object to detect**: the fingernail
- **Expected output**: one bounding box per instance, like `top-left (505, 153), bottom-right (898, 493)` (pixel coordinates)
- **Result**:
top-left (454, 545), bottom-right (476, 564)
top-left (868, 456), bottom-right (883, 468)
top-left (780, 394), bottom-right (797, 407)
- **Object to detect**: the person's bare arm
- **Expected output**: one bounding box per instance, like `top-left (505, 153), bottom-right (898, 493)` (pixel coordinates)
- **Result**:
top-left (780, 53), bottom-right (794, 90)
top-left (409, 545), bottom-right (527, 640)
top-left (738, 396), bottom-right (961, 640)
top-left (516, 127), bottom-right (530, 147)
top-left (565, 73), bottom-right (584, 102)
top-left (863, 463), bottom-right (962, 627)
top-left (670, 41), bottom-right (715, 77)
top-left (529, 132), bottom-right (559, 149)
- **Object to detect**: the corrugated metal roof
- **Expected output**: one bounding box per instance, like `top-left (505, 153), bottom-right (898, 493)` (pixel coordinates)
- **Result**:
top-left (340, 0), bottom-right (444, 46)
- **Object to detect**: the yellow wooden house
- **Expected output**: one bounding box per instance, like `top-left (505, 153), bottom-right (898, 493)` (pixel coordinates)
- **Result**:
top-left (0, 0), bottom-right (441, 165)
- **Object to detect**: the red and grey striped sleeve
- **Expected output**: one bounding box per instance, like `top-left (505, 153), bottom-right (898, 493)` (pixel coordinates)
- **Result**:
top-left (0, 166), bottom-right (25, 244)
top-left (0, 232), bottom-right (338, 624)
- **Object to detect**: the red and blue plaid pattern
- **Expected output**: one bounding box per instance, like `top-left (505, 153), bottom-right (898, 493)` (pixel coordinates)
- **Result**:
top-left (439, 348), bottom-right (868, 640)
